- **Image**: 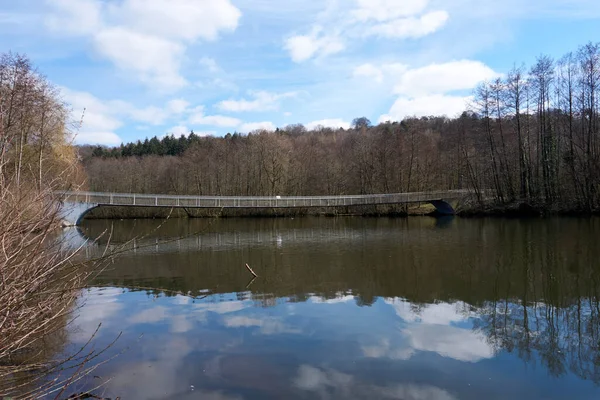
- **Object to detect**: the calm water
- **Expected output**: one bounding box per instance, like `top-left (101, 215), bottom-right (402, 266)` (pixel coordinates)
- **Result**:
top-left (59, 217), bottom-right (600, 399)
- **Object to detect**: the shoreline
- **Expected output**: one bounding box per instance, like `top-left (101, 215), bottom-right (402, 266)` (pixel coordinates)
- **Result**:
top-left (83, 204), bottom-right (414, 220)
top-left (75, 202), bottom-right (600, 222)
top-left (457, 201), bottom-right (600, 218)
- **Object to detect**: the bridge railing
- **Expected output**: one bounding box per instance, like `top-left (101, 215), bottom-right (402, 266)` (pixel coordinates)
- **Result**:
top-left (58, 190), bottom-right (471, 209)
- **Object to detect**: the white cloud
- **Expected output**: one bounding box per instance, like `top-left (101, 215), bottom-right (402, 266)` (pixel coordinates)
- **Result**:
top-left (111, 0), bottom-right (241, 42)
top-left (167, 99), bottom-right (190, 114)
top-left (394, 60), bottom-right (500, 97)
top-left (61, 87), bottom-right (194, 144)
top-left (240, 121), bottom-right (276, 132)
top-left (44, 0), bottom-right (103, 36)
top-left (371, 60), bottom-right (497, 121)
top-left (195, 115), bottom-right (241, 127)
top-left (305, 119), bottom-right (351, 130)
top-left (380, 94), bottom-right (472, 121)
top-left (284, 31), bottom-right (345, 63)
top-left (383, 63), bottom-right (410, 75)
top-left (73, 131), bottom-right (123, 146)
top-left (111, 101), bottom-right (170, 125)
top-left (353, 63), bottom-right (409, 85)
top-left (283, 1), bottom-right (447, 62)
top-left (61, 87), bottom-right (123, 145)
top-left (93, 27), bottom-right (187, 90)
top-left (77, 105), bottom-right (121, 132)
top-left (285, 35), bottom-right (317, 63)
top-left (45, 0), bottom-right (241, 89)
top-left (353, 63), bottom-right (384, 83)
top-left (168, 125), bottom-right (190, 136)
top-left (64, 89), bottom-right (172, 126)
top-left (366, 11), bottom-right (449, 39)
top-left (217, 91), bottom-right (297, 112)
top-left (189, 107), bottom-right (241, 127)
top-left (351, 0), bottom-right (429, 22)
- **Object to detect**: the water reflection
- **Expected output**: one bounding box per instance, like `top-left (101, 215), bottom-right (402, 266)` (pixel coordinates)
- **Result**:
top-left (366, 300), bottom-right (493, 363)
top-left (56, 217), bottom-right (600, 399)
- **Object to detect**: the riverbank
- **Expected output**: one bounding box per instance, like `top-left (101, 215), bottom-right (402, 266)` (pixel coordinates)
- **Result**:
top-left (76, 200), bottom-right (600, 221)
top-left (83, 203), bottom-right (423, 219)
top-left (457, 200), bottom-right (600, 217)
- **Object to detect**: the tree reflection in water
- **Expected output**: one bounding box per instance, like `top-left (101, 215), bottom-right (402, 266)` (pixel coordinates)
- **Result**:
top-left (67, 217), bottom-right (600, 394)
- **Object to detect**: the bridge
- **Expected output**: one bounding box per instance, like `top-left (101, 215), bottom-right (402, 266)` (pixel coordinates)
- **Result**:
top-left (58, 190), bottom-right (469, 226)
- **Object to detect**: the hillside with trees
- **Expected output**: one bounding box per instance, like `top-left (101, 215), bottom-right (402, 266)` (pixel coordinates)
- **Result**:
top-left (82, 42), bottom-right (600, 213)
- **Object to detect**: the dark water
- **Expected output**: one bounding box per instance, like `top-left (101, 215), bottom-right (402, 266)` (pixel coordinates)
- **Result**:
top-left (62, 217), bottom-right (600, 399)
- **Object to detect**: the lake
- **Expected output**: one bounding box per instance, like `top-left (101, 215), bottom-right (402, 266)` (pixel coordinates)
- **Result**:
top-left (58, 217), bottom-right (600, 399)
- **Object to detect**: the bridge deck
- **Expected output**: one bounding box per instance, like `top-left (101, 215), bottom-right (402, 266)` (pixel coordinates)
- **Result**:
top-left (60, 190), bottom-right (467, 209)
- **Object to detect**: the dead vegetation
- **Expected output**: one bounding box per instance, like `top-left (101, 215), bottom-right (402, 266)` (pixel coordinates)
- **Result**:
top-left (0, 52), bottom-right (112, 398)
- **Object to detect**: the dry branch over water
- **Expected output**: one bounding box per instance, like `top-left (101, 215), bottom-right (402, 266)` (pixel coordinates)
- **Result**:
top-left (0, 52), bottom-right (110, 398)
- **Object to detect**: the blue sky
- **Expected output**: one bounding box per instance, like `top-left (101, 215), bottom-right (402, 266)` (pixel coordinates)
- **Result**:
top-left (1, 0), bottom-right (599, 145)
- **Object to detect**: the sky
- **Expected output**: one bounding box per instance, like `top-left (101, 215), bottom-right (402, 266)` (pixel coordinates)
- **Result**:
top-left (1, 0), bottom-right (599, 146)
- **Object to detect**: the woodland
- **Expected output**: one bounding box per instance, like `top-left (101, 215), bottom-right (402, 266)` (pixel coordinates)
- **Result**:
top-left (83, 42), bottom-right (600, 213)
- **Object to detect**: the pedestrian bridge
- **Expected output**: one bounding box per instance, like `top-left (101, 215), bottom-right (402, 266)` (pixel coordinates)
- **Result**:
top-left (58, 190), bottom-right (470, 226)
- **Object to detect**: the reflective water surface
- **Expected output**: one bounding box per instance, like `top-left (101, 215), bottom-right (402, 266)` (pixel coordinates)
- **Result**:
top-left (63, 217), bottom-right (600, 399)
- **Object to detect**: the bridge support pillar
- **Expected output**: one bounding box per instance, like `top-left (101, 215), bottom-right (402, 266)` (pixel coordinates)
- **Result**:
top-left (428, 200), bottom-right (456, 216)
top-left (59, 201), bottom-right (98, 227)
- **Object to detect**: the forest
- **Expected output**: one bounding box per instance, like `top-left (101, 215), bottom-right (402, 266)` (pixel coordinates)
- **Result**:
top-left (82, 42), bottom-right (600, 213)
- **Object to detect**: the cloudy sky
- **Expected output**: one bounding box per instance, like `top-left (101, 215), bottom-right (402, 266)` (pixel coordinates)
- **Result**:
top-left (1, 0), bottom-right (599, 145)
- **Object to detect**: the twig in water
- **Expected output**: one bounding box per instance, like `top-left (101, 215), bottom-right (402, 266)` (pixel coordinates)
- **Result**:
top-left (245, 263), bottom-right (258, 278)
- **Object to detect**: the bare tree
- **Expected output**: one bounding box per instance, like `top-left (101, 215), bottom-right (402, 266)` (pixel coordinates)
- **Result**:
top-left (0, 52), bottom-right (111, 398)
top-left (506, 65), bottom-right (531, 199)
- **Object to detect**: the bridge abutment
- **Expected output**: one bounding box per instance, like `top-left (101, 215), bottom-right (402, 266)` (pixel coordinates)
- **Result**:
top-left (59, 201), bottom-right (98, 227)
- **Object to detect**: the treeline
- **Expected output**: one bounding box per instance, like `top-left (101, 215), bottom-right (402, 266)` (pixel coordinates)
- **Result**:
top-left (89, 131), bottom-right (207, 158)
top-left (84, 42), bottom-right (600, 212)
top-left (86, 118), bottom-right (373, 159)
top-left (83, 118), bottom-right (450, 199)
